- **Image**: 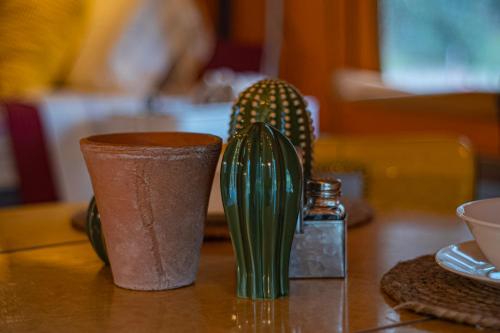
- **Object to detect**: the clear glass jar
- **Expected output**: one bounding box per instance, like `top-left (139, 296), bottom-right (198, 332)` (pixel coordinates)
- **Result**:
top-left (290, 177), bottom-right (347, 278)
top-left (305, 178), bottom-right (345, 221)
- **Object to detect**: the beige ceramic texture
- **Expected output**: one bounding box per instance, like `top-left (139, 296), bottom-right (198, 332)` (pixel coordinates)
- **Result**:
top-left (80, 132), bottom-right (222, 291)
top-left (457, 198), bottom-right (500, 269)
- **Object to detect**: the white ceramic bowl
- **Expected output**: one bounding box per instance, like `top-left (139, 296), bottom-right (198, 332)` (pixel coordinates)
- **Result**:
top-left (457, 198), bottom-right (500, 269)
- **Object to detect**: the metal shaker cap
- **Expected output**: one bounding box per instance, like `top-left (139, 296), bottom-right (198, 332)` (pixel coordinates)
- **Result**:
top-left (307, 178), bottom-right (342, 198)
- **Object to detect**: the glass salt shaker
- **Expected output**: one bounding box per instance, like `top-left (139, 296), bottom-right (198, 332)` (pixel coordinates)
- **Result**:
top-left (289, 178), bottom-right (347, 278)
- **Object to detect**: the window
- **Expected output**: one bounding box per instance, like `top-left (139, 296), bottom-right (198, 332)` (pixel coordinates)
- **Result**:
top-left (380, 0), bottom-right (500, 93)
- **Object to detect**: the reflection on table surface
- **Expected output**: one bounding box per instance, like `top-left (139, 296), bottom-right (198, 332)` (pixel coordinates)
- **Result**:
top-left (1, 203), bottom-right (495, 332)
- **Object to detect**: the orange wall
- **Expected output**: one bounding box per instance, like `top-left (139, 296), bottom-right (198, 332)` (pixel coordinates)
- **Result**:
top-left (231, 0), bottom-right (265, 44)
top-left (280, 0), bottom-right (334, 133)
top-left (198, 0), bottom-right (341, 124)
top-left (198, 0), bottom-right (265, 45)
top-left (338, 104), bottom-right (499, 156)
top-left (198, 0), bottom-right (499, 157)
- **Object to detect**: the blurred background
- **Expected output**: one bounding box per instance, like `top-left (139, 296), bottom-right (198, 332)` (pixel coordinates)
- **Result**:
top-left (0, 0), bottom-right (499, 212)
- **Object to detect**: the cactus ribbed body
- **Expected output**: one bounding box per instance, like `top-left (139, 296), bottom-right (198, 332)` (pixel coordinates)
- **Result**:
top-left (229, 79), bottom-right (314, 179)
top-left (221, 123), bottom-right (303, 299)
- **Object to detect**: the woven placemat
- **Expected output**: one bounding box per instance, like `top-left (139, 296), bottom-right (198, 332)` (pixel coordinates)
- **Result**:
top-left (381, 255), bottom-right (500, 330)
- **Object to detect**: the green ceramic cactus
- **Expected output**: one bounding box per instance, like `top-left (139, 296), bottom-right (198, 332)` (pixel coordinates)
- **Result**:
top-left (86, 197), bottom-right (109, 265)
top-left (229, 79), bottom-right (314, 179)
top-left (221, 122), bottom-right (303, 299)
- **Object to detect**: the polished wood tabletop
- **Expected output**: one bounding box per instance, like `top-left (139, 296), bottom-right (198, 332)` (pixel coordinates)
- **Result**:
top-left (0, 203), bottom-right (496, 332)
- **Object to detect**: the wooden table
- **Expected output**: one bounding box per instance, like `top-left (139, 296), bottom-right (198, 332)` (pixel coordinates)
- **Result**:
top-left (0, 203), bottom-right (495, 332)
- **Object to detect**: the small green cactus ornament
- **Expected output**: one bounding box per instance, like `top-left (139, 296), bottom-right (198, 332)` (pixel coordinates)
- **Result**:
top-left (229, 79), bottom-right (315, 179)
top-left (86, 197), bottom-right (109, 265)
top-left (221, 122), bottom-right (303, 299)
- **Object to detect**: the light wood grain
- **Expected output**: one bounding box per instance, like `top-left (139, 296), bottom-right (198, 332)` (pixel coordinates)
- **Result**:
top-left (0, 203), bottom-right (493, 332)
top-left (0, 203), bottom-right (87, 252)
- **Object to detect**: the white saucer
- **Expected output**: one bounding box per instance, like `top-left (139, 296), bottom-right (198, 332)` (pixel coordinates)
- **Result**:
top-left (435, 240), bottom-right (500, 288)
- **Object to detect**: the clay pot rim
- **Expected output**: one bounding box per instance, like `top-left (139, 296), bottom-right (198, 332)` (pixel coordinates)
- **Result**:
top-left (80, 132), bottom-right (222, 154)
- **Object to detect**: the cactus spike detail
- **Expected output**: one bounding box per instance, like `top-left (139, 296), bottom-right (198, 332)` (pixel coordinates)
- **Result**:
top-left (229, 78), bottom-right (314, 179)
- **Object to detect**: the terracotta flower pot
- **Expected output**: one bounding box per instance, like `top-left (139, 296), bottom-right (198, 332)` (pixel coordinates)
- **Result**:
top-left (80, 132), bottom-right (222, 291)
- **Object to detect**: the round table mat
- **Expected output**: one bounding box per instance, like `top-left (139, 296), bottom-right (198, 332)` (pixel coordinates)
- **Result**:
top-left (71, 210), bottom-right (87, 232)
top-left (381, 255), bottom-right (500, 330)
top-left (72, 198), bottom-right (374, 240)
top-left (190, 197), bottom-right (373, 239)
top-left (342, 197), bottom-right (373, 228)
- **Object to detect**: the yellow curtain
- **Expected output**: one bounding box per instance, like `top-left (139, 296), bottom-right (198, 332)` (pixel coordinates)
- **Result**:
top-left (0, 0), bottom-right (89, 99)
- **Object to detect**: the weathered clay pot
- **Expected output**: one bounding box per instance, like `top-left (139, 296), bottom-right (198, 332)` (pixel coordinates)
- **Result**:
top-left (80, 132), bottom-right (222, 291)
